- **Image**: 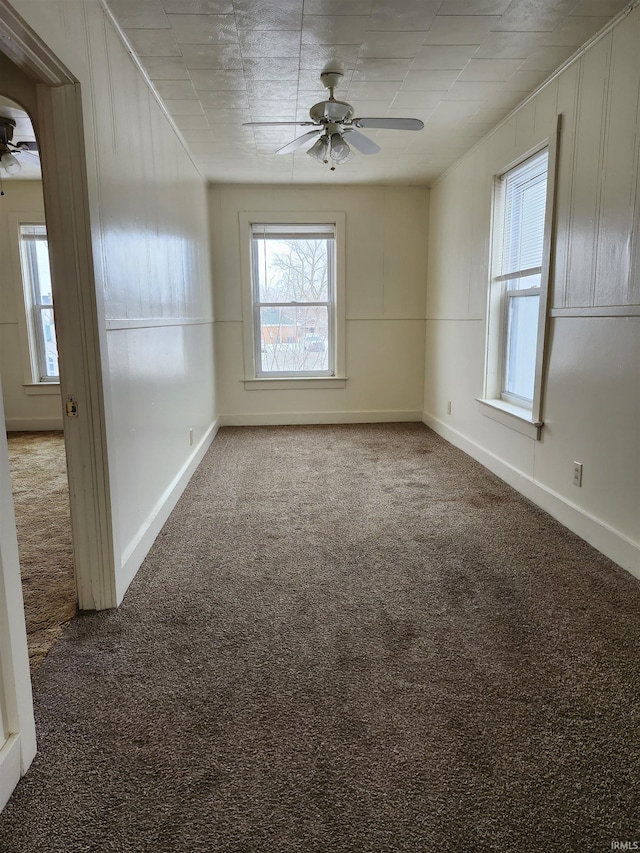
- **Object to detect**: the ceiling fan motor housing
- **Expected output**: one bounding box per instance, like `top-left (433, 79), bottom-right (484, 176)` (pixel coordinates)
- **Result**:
top-left (309, 99), bottom-right (354, 124)
top-left (0, 117), bottom-right (16, 147)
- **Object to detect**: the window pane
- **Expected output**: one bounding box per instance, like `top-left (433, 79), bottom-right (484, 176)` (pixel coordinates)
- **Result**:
top-left (504, 293), bottom-right (539, 402)
top-left (33, 240), bottom-right (53, 304)
top-left (259, 306), bottom-right (329, 374)
top-left (39, 307), bottom-right (59, 378)
top-left (506, 272), bottom-right (541, 293)
top-left (20, 228), bottom-right (59, 382)
top-left (254, 238), bottom-right (329, 303)
top-left (502, 149), bottom-right (548, 275)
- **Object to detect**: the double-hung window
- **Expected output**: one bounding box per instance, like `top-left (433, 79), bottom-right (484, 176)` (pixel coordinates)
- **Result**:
top-left (482, 121), bottom-right (559, 439)
top-left (19, 224), bottom-right (59, 382)
top-left (251, 223), bottom-right (335, 378)
top-left (498, 149), bottom-right (548, 405)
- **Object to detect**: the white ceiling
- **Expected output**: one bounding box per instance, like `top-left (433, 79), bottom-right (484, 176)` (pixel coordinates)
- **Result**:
top-left (0, 2), bottom-right (631, 186)
top-left (106, 0), bottom-right (630, 185)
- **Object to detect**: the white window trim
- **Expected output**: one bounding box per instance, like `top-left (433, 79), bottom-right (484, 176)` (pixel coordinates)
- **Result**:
top-left (7, 213), bottom-right (60, 391)
top-left (239, 211), bottom-right (346, 387)
top-left (479, 115), bottom-right (561, 440)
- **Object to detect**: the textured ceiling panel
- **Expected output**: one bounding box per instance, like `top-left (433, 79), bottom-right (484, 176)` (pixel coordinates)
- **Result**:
top-left (102, 0), bottom-right (630, 185)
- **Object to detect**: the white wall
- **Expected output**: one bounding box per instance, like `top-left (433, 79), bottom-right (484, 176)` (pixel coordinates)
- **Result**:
top-left (0, 180), bottom-right (63, 430)
top-left (9, 0), bottom-right (217, 601)
top-left (210, 185), bottom-right (428, 424)
top-left (424, 6), bottom-right (640, 578)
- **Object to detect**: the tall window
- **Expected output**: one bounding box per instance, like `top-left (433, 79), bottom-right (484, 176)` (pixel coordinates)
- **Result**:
top-left (496, 149), bottom-right (548, 406)
top-left (19, 224), bottom-right (59, 382)
top-left (482, 121), bottom-right (559, 440)
top-left (251, 224), bottom-right (335, 377)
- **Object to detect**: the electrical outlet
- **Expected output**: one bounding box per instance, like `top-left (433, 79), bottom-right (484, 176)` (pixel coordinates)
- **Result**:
top-left (189, 428), bottom-right (194, 447)
top-left (572, 461), bottom-right (582, 487)
top-left (447, 401), bottom-right (452, 415)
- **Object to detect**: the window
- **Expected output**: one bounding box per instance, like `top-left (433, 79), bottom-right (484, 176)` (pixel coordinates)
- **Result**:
top-left (251, 224), bottom-right (335, 377)
top-left (481, 120), bottom-right (559, 439)
top-left (498, 149), bottom-right (548, 405)
top-left (19, 224), bottom-right (59, 383)
top-left (240, 213), bottom-right (346, 388)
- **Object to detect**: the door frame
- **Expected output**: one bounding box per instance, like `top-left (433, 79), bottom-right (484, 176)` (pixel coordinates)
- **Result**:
top-left (0, 0), bottom-right (116, 611)
top-left (0, 0), bottom-right (116, 804)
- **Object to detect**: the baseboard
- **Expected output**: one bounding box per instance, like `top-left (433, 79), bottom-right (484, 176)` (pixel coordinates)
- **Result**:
top-left (423, 412), bottom-right (640, 581)
top-left (0, 734), bottom-right (21, 814)
top-left (116, 418), bottom-right (220, 603)
top-left (5, 418), bottom-right (63, 431)
top-left (219, 410), bottom-right (423, 427)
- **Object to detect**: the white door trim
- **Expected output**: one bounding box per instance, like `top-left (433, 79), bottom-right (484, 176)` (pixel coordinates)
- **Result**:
top-left (35, 81), bottom-right (117, 609)
top-left (0, 0), bottom-right (117, 810)
top-left (0, 3), bottom-right (116, 611)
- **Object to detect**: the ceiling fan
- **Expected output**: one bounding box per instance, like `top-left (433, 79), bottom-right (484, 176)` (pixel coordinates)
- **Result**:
top-left (243, 71), bottom-right (424, 170)
top-left (0, 116), bottom-right (39, 176)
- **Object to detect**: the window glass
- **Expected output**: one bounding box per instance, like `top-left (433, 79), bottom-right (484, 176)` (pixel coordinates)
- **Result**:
top-left (19, 224), bottom-right (59, 382)
top-left (504, 292), bottom-right (539, 399)
top-left (252, 224), bottom-right (334, 377)
top-left (498, 151), bottom-right (548, 405)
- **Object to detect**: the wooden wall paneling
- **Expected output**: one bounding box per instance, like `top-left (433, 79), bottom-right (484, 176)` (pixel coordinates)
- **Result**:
top-left (594, 17), bottom-right (640, 307)
top-left (553, 61), bottom-right (580, 310)
top-left (566, 35), bottom-right (612, 308)
top-left (468, 145), bottom-right (491, 318)
top-left (627, 14), bottom-right (640, 306)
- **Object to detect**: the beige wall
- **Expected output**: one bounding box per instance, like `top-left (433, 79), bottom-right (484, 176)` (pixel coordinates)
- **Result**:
top-left (0, 181), bottom-right (63, 430)
top-left (424, 6), bottom-right (640, 577)
top-left (210, 185), bottom-right (428, 424)
top-left (10, 0), bottom-right (217, 600)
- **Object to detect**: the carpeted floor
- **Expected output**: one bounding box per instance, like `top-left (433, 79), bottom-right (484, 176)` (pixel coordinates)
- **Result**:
top-left (1, 423), bottom-right (639, 852)
top-left (6, 431), bottom-right (76, 673)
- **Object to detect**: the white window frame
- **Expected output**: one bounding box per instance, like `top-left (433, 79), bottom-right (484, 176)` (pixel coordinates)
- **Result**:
top-left (479, 117), bottom-right (560, 440)
top-left (7, 215), bottom-right (60, 394)
top-left (239, 212), bottom-right (346, 390)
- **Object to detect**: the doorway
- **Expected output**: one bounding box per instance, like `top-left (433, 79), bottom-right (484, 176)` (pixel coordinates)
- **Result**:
top-left (0, 8), bottom-right (118, 805)
top-left (1, 96), bottom-right (77, 672)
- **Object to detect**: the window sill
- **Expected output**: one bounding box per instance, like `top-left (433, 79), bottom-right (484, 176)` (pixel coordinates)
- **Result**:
top-left (244, 376), bottom-right (347, 391)
top-left (23, 383), bottom-right (60, 396)
top-left (477, 398), bottom-right (542, 440)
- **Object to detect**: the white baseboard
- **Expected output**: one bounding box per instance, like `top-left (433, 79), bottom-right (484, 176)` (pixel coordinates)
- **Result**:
top-left (116, 418), bottom-right (220, 603)
top-left (423, 412), bottom-right (640, 581)
top-left (6, 418), bottom-right (63, 431)
top-left (0, 734), bottom-right (21, 814)
top-left (219, 410), bottom-right (423, 427)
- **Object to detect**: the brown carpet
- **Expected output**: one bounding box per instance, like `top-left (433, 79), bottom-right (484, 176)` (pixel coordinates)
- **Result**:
top-left (1, 423), bottom-right (639, 852)
top-left (6, 431), bottom-right (76, 672)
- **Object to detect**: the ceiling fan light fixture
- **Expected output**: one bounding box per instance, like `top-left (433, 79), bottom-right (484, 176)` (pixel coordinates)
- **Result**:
top-left (307, 135), bottom-right (329, 164)
top-left (0, 150), bottom-right (21, 176)
top-left (329, 133), bottom-right (351, 165)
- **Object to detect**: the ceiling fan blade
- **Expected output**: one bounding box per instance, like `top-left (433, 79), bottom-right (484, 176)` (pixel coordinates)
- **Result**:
top-left (276, 130), bottom-right (322, 155)
top-left (243, 121), bottom-right (316, 127)
top-left (343, 129), bottom-right (380, 155)
top-left (354, 117), bottom-right (424, 131)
